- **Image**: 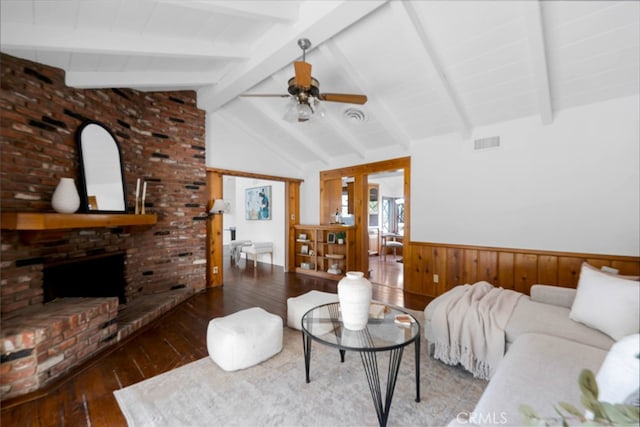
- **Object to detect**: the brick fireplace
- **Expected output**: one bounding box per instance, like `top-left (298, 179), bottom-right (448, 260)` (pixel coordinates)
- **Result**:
top-left (43, 253), bottom-right (127, 304)
top-left (0, 53), bottom-right (208, 400)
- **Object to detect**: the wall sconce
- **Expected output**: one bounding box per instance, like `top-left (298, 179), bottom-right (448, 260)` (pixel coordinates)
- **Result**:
top-left (209, 199), bottom-right (225, 216)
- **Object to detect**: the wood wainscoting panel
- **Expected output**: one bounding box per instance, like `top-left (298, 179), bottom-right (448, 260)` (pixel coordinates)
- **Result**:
top-left (514, 253), bottom-right (538, 294)
top-left (497, 252), bottom-right (515, 290)
top-left (404, 241), bottom-right (640, 298)
top-left (537, 255), bottom-right (558, 286)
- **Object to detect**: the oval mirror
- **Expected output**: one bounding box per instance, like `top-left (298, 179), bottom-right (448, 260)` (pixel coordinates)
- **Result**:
top-left (76, 121), bottom-right (127, 212)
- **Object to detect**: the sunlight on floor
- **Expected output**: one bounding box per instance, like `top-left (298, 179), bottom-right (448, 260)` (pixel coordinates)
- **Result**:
top-left (368, 255), bottom-right (403, 288)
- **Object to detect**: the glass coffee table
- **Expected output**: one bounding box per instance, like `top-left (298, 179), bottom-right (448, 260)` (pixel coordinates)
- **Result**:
top-left (301, 302), bottom-right (420, 427)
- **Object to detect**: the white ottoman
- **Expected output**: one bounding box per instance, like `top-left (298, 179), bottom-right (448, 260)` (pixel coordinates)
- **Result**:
top-left (206, 307), bottom-right (283, 371)
top-left (287, 290), bottom-right (339, 330)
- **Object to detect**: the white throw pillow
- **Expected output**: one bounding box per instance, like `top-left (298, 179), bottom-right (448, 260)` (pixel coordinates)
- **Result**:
top-left (596, 334), bottom-right (640, 404)
top-left (569, 263), bottom-right (640, 340)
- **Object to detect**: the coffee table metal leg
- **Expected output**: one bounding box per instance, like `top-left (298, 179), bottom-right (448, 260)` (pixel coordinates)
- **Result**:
top-left (414, 336), bottom-right (420, 402)
top-left (302, 332), bottom-right (311, 383)
top-left (360, 347), bottom-right (404, 427)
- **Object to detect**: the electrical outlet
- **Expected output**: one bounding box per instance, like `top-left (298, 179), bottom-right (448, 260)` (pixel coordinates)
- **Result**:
top-left (213, 266), bottom-right (219, 274)
top-left (433, 274), bottom-right (439, 283)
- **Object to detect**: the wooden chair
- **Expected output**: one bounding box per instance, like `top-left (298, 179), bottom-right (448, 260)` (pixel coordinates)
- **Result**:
top-left (382, 236), bottom-right (403, 261)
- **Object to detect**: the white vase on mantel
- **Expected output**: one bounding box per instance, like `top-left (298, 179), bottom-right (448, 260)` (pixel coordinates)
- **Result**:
top-left (51, 177), bottom-right (80, 214)
top-left (337, 271), bottom-right (372, 330)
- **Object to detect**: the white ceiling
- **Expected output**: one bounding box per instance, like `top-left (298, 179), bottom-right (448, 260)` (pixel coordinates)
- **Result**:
top-left (2, 1), bottom-right (638, 168)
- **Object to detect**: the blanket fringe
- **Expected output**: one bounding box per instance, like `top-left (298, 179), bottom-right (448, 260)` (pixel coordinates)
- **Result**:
top-left (433, 341), bottom-right (491, 380)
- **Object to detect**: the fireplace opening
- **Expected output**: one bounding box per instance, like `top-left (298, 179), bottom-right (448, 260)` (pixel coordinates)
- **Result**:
top-left (43, 253), bottom-right (126, 304)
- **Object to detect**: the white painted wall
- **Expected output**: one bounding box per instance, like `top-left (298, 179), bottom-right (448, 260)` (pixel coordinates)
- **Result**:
top-left (206, 112), bottom-right (302, 177)
top-left (208, 95), bottom-right (639, 257)
top-left (411, 95), bottom-right (639, 256)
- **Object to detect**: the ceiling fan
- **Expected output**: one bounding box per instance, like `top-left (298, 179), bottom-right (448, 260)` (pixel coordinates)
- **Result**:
top-left (240, 38), bottom-right (368, 122)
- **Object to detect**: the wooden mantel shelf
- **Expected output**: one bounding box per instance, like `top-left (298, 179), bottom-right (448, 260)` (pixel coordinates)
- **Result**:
top-left (1, 212), bottom-right (157, 231)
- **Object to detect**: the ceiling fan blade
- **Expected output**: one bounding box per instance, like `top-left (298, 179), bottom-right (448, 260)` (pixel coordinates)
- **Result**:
top-left (318, 93), bottom-right (368, 105)
top-left (239, 94), bottom-right (290, 98)
top-left (294, 61), bottom-right (312, 88)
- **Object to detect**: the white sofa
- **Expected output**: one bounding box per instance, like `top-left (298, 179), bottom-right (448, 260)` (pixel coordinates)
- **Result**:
top-left (424, 263), bottom-right (640, 427)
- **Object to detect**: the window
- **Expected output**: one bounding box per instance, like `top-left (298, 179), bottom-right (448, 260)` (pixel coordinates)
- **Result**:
top-left (382, 197), bottom-right (404, 235)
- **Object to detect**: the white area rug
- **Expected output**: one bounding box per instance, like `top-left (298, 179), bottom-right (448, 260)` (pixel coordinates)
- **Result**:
top-left (115, 315), bottom-right (486, 427)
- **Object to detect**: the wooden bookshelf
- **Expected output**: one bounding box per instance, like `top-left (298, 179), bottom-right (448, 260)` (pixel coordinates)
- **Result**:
top-left (293, 224), bottom-right (355, 279)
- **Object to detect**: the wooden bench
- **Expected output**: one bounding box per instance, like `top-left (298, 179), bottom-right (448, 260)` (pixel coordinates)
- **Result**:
top-left (241, 242), bottom-right (273, 268)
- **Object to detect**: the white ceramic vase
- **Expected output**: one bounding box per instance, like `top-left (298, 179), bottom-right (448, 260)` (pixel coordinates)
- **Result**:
top-left (51, 177), bottom-right (80, 213)
top-left (337, 271), bottom-right (372, 330)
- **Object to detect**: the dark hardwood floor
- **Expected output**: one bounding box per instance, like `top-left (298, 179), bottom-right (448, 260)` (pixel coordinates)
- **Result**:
top-left (368, 254), bottom-right (404, 288)
top-left (1, 260), bottom-right (430, 426)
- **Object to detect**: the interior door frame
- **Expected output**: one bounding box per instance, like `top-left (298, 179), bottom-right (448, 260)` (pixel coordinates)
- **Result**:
top-left (206, 167), bottom-right (302, 287)
top-left (319, 157), bottom-right (410, 277)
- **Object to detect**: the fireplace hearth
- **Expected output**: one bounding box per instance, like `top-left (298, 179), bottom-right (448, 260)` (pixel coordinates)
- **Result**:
top-left (43, 253), bottom-right (126, 304)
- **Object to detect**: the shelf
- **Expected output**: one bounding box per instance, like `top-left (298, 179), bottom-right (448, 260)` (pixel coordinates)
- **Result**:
top-left (295, 267), bottom-right (343, 280)
top-left (293, 224), bottom-right (355, 280)
top-left (1, 212), bottom-right (157, 231)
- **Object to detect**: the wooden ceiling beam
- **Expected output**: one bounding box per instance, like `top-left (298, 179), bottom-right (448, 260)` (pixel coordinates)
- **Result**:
top-left (233, 99), bottom-right (332, 165)
top-left (321, 114), bottom-right (367, 160)
top-left (156, 0), bottom-right (300, 22)
top-left (391, 1), bottom-right (471, 139)
top-left (0, 23), bottom-right (248, 60)
top-left (522, 1), bottom-right (554, 125)
top-left (213, 110), bottom-right (305, 174)
top-left (319, 40), bottom-right (412, 150)
top-left (65, 71), bottom-right (215, 90)
top-left (197, 1), bottom-right (388, 112)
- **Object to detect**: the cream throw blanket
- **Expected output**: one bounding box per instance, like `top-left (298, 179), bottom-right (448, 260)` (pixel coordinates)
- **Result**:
top-left (431, 281), bottom-right (522, 380)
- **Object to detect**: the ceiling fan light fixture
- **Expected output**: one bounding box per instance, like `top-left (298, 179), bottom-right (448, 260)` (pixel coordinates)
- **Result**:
top-left (283, 97), bottom-right (300, 122)
top-left (313, 98), bottom-right (326, 119)
top-left (283, 97), bottom-right (323, 123)
top-left (243, 38), bottom-right (367, 123)
top-left (297, 102), bottom-right (313, 122)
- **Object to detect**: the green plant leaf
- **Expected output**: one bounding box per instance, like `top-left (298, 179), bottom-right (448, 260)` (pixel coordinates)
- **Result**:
top-left (601, 402), bottom-right (640, 426)
top-left (616, 404), bottom-right (640, 422)
top-left (582, 394), bottom-right (606, 419)
top-left (556, 402), bottom-right (585, 420)
top-left (519, 404), bottom-right (540, 419)
top-left (521, 368), bottom-right (639, 427)
top-left (579, 369), bottom-right (599, 399)
top-left (605, 403), bottom-right (633, 425)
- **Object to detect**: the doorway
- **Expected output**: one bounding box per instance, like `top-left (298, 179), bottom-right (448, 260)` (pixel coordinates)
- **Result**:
top-left (367, 170), bottom-right (405, 289)
top-left (205, 168), bottom-right (302, 288)
top-left (318, 157), bottom-right (410, 289)
top-left (220, 176), bottom-right (285, 275)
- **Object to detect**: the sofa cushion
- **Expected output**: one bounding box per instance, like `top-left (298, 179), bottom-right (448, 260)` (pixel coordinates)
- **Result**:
top-left (529, 284), bottom-right (576, 308)
top-left (569, 262), bottom-right (640, 341)
top-left (505, 297), bottom-right (614, 351)
top-left (473, 333), bottom-right (608, 427)
top-left (596, 333), bottom-right (640, 404)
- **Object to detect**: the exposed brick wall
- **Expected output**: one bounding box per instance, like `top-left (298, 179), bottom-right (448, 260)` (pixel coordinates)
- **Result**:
top-left (0, 297), bottom-right (119, 399)
top-left (0, 53), bottom-right (208, 315)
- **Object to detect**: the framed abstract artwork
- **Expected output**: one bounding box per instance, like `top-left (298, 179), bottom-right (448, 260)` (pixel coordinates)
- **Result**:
top-left (245, 185), bottom-right (271, 220)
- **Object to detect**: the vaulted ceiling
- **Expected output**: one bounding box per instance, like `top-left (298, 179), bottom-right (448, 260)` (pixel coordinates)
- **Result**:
top-left (2, 1), bottom-right (638, 169)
